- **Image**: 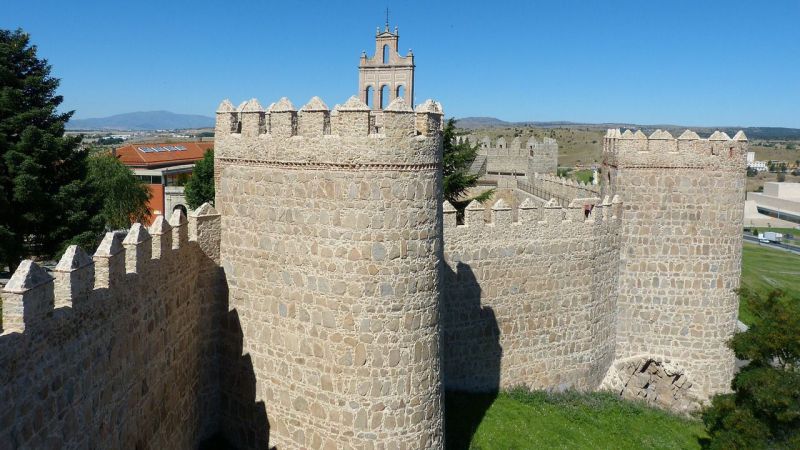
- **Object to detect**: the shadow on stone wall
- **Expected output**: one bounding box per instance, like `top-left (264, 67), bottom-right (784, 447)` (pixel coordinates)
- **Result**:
top-left (441, 262), bottom-right (501, 448)
top-left (217, 307), bottom-right (272, 449)
top-left (198, 268), bottom-right (273, 450)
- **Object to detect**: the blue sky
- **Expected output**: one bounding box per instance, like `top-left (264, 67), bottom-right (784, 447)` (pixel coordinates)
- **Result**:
top-left (4, 0), bottom-right (799, 127)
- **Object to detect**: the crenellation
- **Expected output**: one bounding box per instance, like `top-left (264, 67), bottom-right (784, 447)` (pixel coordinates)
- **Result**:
top-left (239, 98), bottom-right (266, 137)
top-left (149, 215), bottom-right (172, 259)
top-left (442, 200), bottom-right (457, 227)
top-left (269, 97), bottom-right (297, 137)
top-left (299, 96), bottom-right (330, 136)
top-left (1, 260), bottom-right (54, 333)
top-left (215, 99), bottom-right (237, 138)
top-left (170, 209), bottom-right (189, 249)
top-left (93, 231), bottom-right (126, 290)
top-left (123, 223), bottom-right (152, 275)
top-left (382, 97), bottom-right (416, 138)
top-left (332, 96), bottom-right (372, 136)
top-left (603, 128), bottom-right (748, 171)
top-left (53, 245), bottom-right (95, 308)
top-left (464, 200), bottom-right (485, 227)
top-left (490, 198), bottom-right (513, 226)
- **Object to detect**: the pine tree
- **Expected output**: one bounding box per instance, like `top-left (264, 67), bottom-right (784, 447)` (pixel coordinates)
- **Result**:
top-left (184, 148), bottom-right (215, 209)
top-left (442, 118), bottom-right (493, 208)
top-left (0, 29), bottom-right (104, 271)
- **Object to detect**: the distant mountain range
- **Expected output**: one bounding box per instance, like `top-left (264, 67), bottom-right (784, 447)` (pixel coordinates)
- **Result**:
top-left (455, 117), bottom-right (800, 140)
top-left (67, 111), bottom-right (214, 131)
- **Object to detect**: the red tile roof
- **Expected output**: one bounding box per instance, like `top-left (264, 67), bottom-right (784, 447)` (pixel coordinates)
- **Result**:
top-left (116, 141), bottom-right (214, 168)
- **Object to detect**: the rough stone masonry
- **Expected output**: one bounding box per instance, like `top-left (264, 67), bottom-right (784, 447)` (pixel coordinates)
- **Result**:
top-left (0, 97), bottom-right (747, 448)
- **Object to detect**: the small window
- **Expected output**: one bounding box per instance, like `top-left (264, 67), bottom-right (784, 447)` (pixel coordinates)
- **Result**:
top-left (382, 44), bottom-right (389, 64)
top-left (396, 85), bottom-right (405, 99)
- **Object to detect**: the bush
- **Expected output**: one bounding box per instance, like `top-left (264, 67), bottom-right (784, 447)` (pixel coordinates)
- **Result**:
top-left (702, 289), bottom-right (800, 449)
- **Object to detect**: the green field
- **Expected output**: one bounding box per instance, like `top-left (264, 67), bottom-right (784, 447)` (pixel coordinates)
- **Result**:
top-left (446, 389), bottom-right (707, 450)
top-left (739, 242), bottom-right (800, 324)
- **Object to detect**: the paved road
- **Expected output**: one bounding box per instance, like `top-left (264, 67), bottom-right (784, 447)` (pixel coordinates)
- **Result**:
top-left (743, 234), bottom-right (800, 256)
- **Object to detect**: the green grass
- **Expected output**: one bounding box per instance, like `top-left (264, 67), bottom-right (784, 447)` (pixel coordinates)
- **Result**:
top-left (571, 169), bottom-right (595, 184)
top-left (446, 389), bottom-right (707, 450)
top-left (740, 242), bottom-right (800, 324)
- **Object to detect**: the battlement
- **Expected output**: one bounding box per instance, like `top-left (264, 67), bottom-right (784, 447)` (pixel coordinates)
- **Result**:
top-left (443, 195), bottom-right (621, 235)
top-left (454, 135), bottom-right (557, 156)
top-left (0, 205), bottom-right (220, 335)
top-left (603, 128), bottom-right (748, 171)
top-left (215, 95), bottom-right (444, 166)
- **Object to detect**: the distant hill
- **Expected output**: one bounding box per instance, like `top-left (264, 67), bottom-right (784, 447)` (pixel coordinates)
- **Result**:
top-left (67, 111), bottom-right (214, 131)
top-left (455, 117), bottom-right (800, 140)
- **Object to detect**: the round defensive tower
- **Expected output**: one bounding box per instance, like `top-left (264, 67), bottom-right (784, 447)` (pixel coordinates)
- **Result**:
top-left (602, 129), bottom-right (747, 405)
top-left (214, 96), bottom-right (444, 449)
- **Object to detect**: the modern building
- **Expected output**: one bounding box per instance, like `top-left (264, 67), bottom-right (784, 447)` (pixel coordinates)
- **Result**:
top-left (746, 151), bottom-right (769, 172)
top-left (745, 182), bottom-right (800, 226)
top-left (115, 141), bottom-right (213, 224)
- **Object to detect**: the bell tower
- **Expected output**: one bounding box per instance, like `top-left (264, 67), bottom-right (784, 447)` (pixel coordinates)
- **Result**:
top-left (358, 17), bottom-right (415, 110)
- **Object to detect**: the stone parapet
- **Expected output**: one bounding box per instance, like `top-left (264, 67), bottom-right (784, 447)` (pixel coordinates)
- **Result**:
top-left (215, 96), bottom-right (443, 167)
top-left (603, 128), bottom-right (748, 172)
top-left (0, 204), bottom-right (223, 448)
top-left (442, 196), bottom-right (624, 392)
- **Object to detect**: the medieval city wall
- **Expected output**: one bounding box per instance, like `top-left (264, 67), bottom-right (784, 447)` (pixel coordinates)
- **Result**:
top-left (519, 173), bottom-right (600, 206)
top-left (602, 129), bottom-right (747, 402)
top-left (0, 207), bottom-right (223, 449)
top-left (214, 96), bottom-right (445, 450)
top-left (441, 196), bottom-right (623, 392)
top-left (456, 136), bottom-right (558, 176)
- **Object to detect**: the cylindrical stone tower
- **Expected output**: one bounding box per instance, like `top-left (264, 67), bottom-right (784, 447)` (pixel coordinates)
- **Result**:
top-left (603, 129), bottom-right (747, 401)
top-left (214, 95), bottom-right (444, 449)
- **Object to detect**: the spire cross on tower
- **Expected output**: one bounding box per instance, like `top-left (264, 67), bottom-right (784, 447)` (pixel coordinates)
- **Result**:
top-left (385, 7), bottom-right (389, 31)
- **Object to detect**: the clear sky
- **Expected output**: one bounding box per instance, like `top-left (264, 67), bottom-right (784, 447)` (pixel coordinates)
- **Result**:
top-left (4, 0), bottom-right (799, 127)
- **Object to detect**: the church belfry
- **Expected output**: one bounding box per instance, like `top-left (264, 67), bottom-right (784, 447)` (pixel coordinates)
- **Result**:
top-left (358, 20), bottom-right (415, 110)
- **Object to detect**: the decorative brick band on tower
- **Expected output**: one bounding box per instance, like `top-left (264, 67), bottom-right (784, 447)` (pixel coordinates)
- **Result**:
top-left (214, 95), bottom-right (445, 449)
top-left (602, 129), bottom-right (747, 404)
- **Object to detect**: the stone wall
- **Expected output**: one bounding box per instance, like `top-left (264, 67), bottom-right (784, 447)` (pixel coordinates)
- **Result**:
top-left (456, 136), bottom-right (558, 176)
top-left (442, 196), bottom-right (623, 392)
top-left (521, 173), bottom-right (600, 206)
top-left (215, 96), bottom-right (445, 449)
top-left (0, 206), bottom-right (223, 448)
top-left (603, 129), bottom-right (747, 401)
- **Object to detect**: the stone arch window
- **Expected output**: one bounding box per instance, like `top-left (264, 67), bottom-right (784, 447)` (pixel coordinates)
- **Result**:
top-left (380, 85), bottom-right (389, 109)
top-left (365, 85), bottom-right (374, 108)
top-left (382, 44), bottom-right (389, 64)
top-left (396, 84), bottom-right (405, 99)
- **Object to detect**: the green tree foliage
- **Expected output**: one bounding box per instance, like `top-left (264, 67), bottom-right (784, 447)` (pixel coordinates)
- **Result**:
top-left (702, 289), bottom-right (800, 449)
top-left (184, 148), bottom-right (215, 208)
top-left (87, 153), bottom-right (150, 230)
top-left (0, 29), bottom-right (104, 271)
top-left (442, 119), bottom-right (492, 208)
